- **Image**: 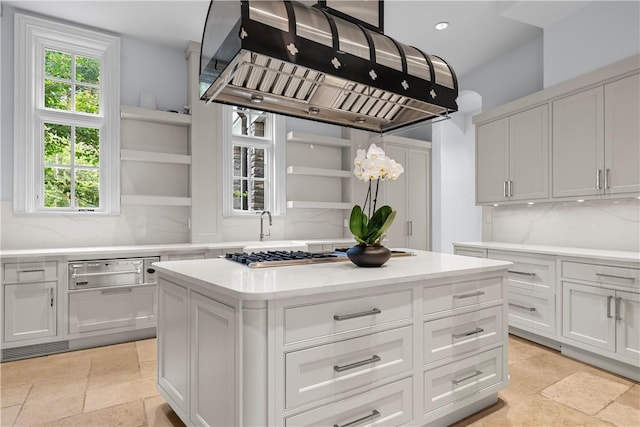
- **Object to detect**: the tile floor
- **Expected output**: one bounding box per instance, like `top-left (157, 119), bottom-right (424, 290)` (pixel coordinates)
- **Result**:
top-left (0, 335), bottom-right (638, 426)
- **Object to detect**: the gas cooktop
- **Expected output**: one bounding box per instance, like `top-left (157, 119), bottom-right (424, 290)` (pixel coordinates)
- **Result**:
top-left (224, 249), bottom-right (412, 268)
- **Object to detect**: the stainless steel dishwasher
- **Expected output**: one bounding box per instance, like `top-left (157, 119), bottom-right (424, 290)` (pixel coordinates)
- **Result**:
top-left (67, 257), bottom-right (159, 338)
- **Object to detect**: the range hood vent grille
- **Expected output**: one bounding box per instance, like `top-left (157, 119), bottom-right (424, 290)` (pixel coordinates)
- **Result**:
top-left (200, 0), bottom-right (458, 133)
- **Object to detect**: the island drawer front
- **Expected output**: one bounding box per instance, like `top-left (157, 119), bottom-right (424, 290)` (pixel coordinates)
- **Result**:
top-left (285, 377), bottom-right (413, 426)
top-left (423, 346), bottom-right (504, 414)
top-left (285, 326), bottom-right (413, 409)
top-left (454, 247), bottom-right (487, 258)
top-left (487, 250), bottom-right (556, 293)
top-left (507, 287), bottom-right (556, 334)
top-left (423, 276), bottom-right (503, 315)
top-left (423, 305), bottom-right (504, 365)
top-left (4, 261), bottom-right (58, 283)
top-left (283, 290), bottom-right (412, 344)
top-left (562, 261), bottom-right (640, 289)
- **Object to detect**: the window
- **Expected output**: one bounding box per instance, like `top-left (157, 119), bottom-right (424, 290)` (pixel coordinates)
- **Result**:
top-left (223, 106), bottom-right (285, 216)
top-left (14, 14), bottom-right (120, 214)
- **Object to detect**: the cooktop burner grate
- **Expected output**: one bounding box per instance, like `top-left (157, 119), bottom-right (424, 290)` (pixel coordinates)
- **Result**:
top-left (225, 250), bottom-right (342, 268)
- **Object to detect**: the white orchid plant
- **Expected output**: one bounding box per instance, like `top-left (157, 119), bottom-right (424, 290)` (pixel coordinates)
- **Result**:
top-left (350, 144), bottom-right (404, 246)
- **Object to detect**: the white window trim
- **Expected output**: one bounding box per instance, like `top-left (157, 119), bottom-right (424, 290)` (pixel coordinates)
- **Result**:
top-left (14, 13), bottom-right (120, 214)
top-left (222, 106), bottom-right (285, 217)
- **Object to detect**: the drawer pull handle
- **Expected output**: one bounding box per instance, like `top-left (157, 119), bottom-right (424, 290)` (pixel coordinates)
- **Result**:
top-left (19, 268), bottom-right (45, 273)
top-left (333, 355), bottom-right (381, 372)
top-left (596, 273), bottom-right (635, 282)
top-left (607, 296), bottom-right (614, 319)
top-left (453, 291), bottom-right (485, 299)
top-left (72, 269), bottom-right (141, 279)
top-left (333, 410), bottom-right (380, 427)
top-left (100, 288), bottom-right (134, 295)
top-left (509, 302), bottom-right (536, 312)
top-left (509, 270), bottom-right (536, 277)
top-left (452, 370), bottom-right (483, 386)
top-left (615, 297), bottom-right (622, 321)
top-left (333, 308), bottom-right (381, 321)
top-left (452, 327), bottom-right (485, 339)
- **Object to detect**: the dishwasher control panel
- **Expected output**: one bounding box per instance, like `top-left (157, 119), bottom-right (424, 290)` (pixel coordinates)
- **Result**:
top-left (68, 257), bottom-right (159, 290)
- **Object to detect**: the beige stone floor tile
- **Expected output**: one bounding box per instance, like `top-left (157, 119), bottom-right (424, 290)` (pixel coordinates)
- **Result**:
top-left (84, 377), bottom-right (159, 413)
top-left (136, 339), bottom-right (157, 363)
top-left (140, 360), bottom-right (156, 379)
top-left (13, 392), bottom-right (84, 426)
top-left (144, 396), bottom-right (185, 427)
top-left (597, 401), bottom-right (640, 427)
top-left (1, 404), bottom-right (22, 426)
top-left (88, 351), bottom-right (141, 389)
top-left (616, 384), bottom-right (640, 410)
top-left (541, 370), bottom-right (631, 416)
top-left (0, 383), bottom-right (31, 408)
top-left (451, 398), bottom-right (509, 427)
top-left (34, 401), bottom-right (146, 427)
top-left (477, 394), bottom-right (613, 427)
top-left (80, 342), bottom-right (137, 361)
top-left (0, 356), bottom-right (91, 388)
top-left (27, 376), bottom-right (88, 402)
top-left (507, 336), bottom-right (554, 365)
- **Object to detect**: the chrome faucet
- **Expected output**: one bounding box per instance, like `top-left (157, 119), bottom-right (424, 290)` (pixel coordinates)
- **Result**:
top-left (259, 210), bottom-right (272, 241)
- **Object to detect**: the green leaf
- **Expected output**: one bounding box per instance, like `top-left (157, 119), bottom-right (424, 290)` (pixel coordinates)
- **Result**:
top-left (349, 205), bottom-right (367, 239)
top-left (368, 210), bottom-right (396, 244)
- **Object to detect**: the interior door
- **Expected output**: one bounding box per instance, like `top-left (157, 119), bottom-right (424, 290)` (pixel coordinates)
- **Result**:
top-left (407, 147), bottom-right (430, 250)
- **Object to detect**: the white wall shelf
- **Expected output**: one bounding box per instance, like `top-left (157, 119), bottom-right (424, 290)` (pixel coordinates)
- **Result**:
top-left (286, 131), bottom-right (351, 147)
top-left (121, 105), bottom-right (191, 126)
top-left (286, 166), bottom-right (351, 178)
top-left (121, 195), bottom-right (192, 206)
top-left (121, 149), bottom-right (192, 165)
top-left (286, 201), bottom-right (353, 210)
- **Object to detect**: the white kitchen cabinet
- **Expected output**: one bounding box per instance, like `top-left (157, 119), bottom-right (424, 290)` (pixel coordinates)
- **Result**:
top-left (552, 73), bottom-right (640, 198)
top-left (604, 73), bottom-right (640, 195)
top-left (476, 104), bottom-right (549, 204)
top-left (68, 285), bottom-right (156, 336)
top-left (616, 290), bottom-right (640, 360)
top-left (382, 140), bottom-right (430, 250)
top-left (157, 279), bottom-right (189, 417)
top-left (189, 291), bottom-right (236, 427)
top-left (4, 281), bottom-right (57, 342)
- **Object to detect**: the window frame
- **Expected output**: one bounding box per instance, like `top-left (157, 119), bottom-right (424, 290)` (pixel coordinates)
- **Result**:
top-left (14, 13), bottom-right (120, 214)
top-left (222, 106), bottom-right (285, 217)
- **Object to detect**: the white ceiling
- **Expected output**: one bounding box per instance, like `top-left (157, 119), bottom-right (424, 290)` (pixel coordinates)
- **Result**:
top-left (2, 0), bottom-right (590, 78)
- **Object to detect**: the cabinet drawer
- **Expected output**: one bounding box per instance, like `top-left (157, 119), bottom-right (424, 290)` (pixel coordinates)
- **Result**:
top-left (4, 262), bottom-right (58, 283)
top-left (285, 377), bottom-right (413, 426)
top-left (454, 248), bottom-right (487, 258)
top-left (424, 347), bottom-right (504, 414)
top-left (285, 326), bottom-right (413, 409)
top-left (68, 285), bottom-right (156, 335)
top-left (562, 261), bottom-right (640, 289)
top-left (507, 287), bottom-right (555, 334)
top-left (424, 305), bottom-right (504, 365)
top-left (424, 277), bottom-right (503, 315)
top-left (284, 290), bottom-right (412, 344)
top-left (488, 251), bottom-right (556, 293)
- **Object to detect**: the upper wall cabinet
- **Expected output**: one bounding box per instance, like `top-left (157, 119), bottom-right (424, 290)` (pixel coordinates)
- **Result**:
top-left (553, 73), bottom-right (640, 198)
top-left (476, 104), bottom-right (549, 204)
top-left (474, 55), bottom-right (639, 205)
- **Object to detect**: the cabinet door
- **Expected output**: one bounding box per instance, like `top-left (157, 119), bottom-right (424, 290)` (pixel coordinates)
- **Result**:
top-left (190, 292), bottom-right (236, 427)
top-left (552, 87), bottom-right (604, 198)
top-left (68, 285), bottom-right (156, 336)
top-left (476, 118), bottom-right (509, 203)
top-left (4, 282), bottom-right (56, 342)
top-left (509, 105), bottom-right (549, 201)
top-left (157, 279), bottom-right (189, 415)
top-left (616, 290), bottom-right (640, 360)
top-left (562, 281), bottom-right (615, 352)
top-left (383, 145), bottom-right (408, 249)
top-left (604, 74), bottom-right (640, 195)
top-left (407, 147), bottom-right (430, 250)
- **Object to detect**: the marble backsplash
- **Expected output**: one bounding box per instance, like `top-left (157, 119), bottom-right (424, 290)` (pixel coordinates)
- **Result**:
top-left (488, 198), bottom-right (640, 252)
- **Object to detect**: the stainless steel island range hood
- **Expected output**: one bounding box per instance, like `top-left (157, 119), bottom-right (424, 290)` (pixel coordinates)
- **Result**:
top-left (200, 0), bottom-right (458, 133)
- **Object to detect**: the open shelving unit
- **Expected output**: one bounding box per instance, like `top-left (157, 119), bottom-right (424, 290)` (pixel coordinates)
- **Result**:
top-left (120, 106), bottom-right (192, 207)
top-left (286, 131), bottom-right (353, 210)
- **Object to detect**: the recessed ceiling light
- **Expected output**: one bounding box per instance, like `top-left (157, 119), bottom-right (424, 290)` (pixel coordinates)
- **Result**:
top-left (577, 199), bottom-right (585, 203)
top-left (527, 202), bottom-right (535, 205)
top-left (435, 21), bottom-right (449, 31)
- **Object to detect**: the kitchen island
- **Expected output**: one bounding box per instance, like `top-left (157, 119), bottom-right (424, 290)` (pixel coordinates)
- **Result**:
top-left (153, 250), bottom-right (511, 426)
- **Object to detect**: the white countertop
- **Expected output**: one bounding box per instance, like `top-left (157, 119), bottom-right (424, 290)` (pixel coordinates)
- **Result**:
top-left (153, 250), bottom-right (512, 300)
top-left (0, 238), bottom-right (356, 259)
top-left (454, 242), bottom-right (640, 263)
